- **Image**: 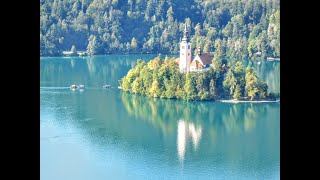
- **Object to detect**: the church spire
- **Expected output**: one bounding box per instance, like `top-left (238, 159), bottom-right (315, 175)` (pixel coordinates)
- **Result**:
top-left (179, 20), bottom-right (192, 73)
top-left (182, 22), bottom-right (188, 42)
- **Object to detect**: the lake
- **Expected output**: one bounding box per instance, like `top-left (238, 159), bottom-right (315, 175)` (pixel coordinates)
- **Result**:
top-left (40, 54), bottom-right (280, 179)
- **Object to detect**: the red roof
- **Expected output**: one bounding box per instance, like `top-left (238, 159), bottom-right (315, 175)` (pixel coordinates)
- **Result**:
top-left (198, 53), bottom-right (213, 65)
top-left (190, 60), bottom-right (198, 67)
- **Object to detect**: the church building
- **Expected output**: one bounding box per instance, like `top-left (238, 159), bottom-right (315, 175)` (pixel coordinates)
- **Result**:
top-left (175, 23), bottom-right (214, 73)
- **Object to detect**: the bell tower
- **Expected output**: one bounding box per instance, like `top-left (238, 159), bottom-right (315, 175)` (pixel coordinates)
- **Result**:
top-left (179, 23), bottom-right (192, 73)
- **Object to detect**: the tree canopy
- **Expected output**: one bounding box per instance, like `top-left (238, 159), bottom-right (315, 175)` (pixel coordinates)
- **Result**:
top-left (40, 0), bottom-right (280, 59)
top-left (120, 56), bottom-right (277, 101)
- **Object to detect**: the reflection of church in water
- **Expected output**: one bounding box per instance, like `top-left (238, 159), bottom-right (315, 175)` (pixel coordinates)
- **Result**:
top-left (177, 119), bottom-right (202, 162)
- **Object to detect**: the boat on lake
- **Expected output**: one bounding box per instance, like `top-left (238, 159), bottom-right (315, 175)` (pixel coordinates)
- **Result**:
top-left (267, 57), bottom-right (280, 61)
top-left (70, 85), bottom-right (77, 90)
top-left (103, 85), bottom-right (112, 88)
top-left (70, 84), bottom-right (84, 90)
top-left (77, 85), bottom-right (85, 89)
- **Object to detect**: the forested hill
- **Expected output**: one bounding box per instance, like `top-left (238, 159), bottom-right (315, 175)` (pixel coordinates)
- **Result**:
top-left (40, 0), bottom-right (280, 59)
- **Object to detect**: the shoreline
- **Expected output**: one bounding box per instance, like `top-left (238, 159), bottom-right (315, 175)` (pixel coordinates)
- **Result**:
top-left (119, 89), bottom-right (280, 103)
top-left (40, 54), bottom-right (280, 62)
top-left (217, 99), bottom-right (280, 103)
top-left (40, 53), bottom-right (179, 58)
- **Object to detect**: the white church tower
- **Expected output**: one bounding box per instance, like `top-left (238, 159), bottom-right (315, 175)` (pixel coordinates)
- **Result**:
top-left (179, 23), bottom-right (192, 73)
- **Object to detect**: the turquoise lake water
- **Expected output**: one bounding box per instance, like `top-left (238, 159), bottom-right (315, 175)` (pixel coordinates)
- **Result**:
top-left (40, 55), bottom-right (280, 179)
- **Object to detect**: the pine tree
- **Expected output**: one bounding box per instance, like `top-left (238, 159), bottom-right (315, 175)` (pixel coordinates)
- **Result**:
top-left (131, 37), bottom-right (138, 53)
top-left (71, 45), bottom-right (77, 55)
top-left (209, 79), bottom-right (216, 99)
top-left (223, 70), bottom-right (237, 96)
top-left (87, 35), bottom-right (97, 56)
top-left (245, 67), bottom-right (259, 100)
top-left (212, 39), bottom-right (223, 71)
top-left (132, 77), bottom-right (141, 94)
top-left (233, 84), bottom-right (241, 100)
top-left (184, 73), bottom-right (196, 100)
top-left (149, 80), bottom-right (161, 98)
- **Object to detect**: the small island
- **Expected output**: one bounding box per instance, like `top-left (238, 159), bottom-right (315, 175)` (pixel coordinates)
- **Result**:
top-left (119, 23), bottom-right (279, 102)
top-left (119, 56), bottom-right (279, 102)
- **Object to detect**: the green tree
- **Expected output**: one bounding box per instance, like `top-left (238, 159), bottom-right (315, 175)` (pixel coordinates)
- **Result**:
top-left (233, 61), bottom-right (245, 95)
top-left (40, 0), bottom-right (280, 58)
top-left (121, 78), bottom-right (131, 91)
top-left (209, 79), bottom-right (216, 99)
top-left (223, 69), bottom-right (237, 96)
top-left (166, 6), bottom-right (174, 24)
top-left (119, 56), bottom-right (275, 101)
top-left (128, 0), bottom-right (133, 11)
top-left (184, 73), bottom-right (196, 100)
top-left (112, 0), bottom-right (118, 5)
top-left (212, 39), bottom-right (223, 71)
top-left (131, 37), bottom-right (138, 53)
top-left (140, 66), bottom-right (153, 91)
top-left (149, 80), bottom-right (161, 98)
top-left (71, 45), bottom-right (77, 55)
top-left (164, 79), bottom-right (175, 99)
top-left (87, 35), bottom-right (97, 56)
top-left (196, 74), bottom-right (204, 94)
top-left (245, 67), bottom-right (259, 100)
top-left (132, 77), bottom-right (141, 94)
top-left (233, 84), bottom-right (241, 100)
top-left (257, 81), bottom-right (268, 99)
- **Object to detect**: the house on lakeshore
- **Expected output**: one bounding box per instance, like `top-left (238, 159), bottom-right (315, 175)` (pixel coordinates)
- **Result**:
top-left (175, 23), bottom-right (214, 73)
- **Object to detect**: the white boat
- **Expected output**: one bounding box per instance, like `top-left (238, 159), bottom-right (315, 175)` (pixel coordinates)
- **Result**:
top-left (77, 85), bottom-right (85, 89)
top-left (103, 85), bottom-right (111, 88)
top-left (70, 85), bottom-right (77, 90)
top-left (267, 57), bottom-right (280, 61)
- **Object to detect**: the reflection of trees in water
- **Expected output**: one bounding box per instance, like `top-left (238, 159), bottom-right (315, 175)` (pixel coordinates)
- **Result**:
top-left (40, 56), bottom-right (133, 87)
top-left (70, 58), bottom-right (76, 68)
top-left (40, 55), bottom-right (168, 87)
top-left (221, 104), bottom-right (242, 134)
top-left (41, 86), bottom-right (278, 173)
top-left (255, 61), bottom-right (280, 93)
top-left (121, 91), bottom-right (271, 140)
top-left (120, 92), bottom-right (279, 170)
top-left (244, 104), bottom-right (257, 132)
top-left (86, 57), bottom-right (97, 76)
top-left (40, 59), bottom-right (73, 86)
top-left (121, 92), bottom-right (227, 137)
top-left (121, 92), bottom-right (178, 135)
top-left (40, 56), bottom-right (279, 172)
top-left (220, 103), bottom-right (259, 135)
top-left (241, 60), bottom-right (280, 93)
top-left (41, 57), bottom-right (279, 90)
top-left (121, 93), bottom-right (206, 162)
